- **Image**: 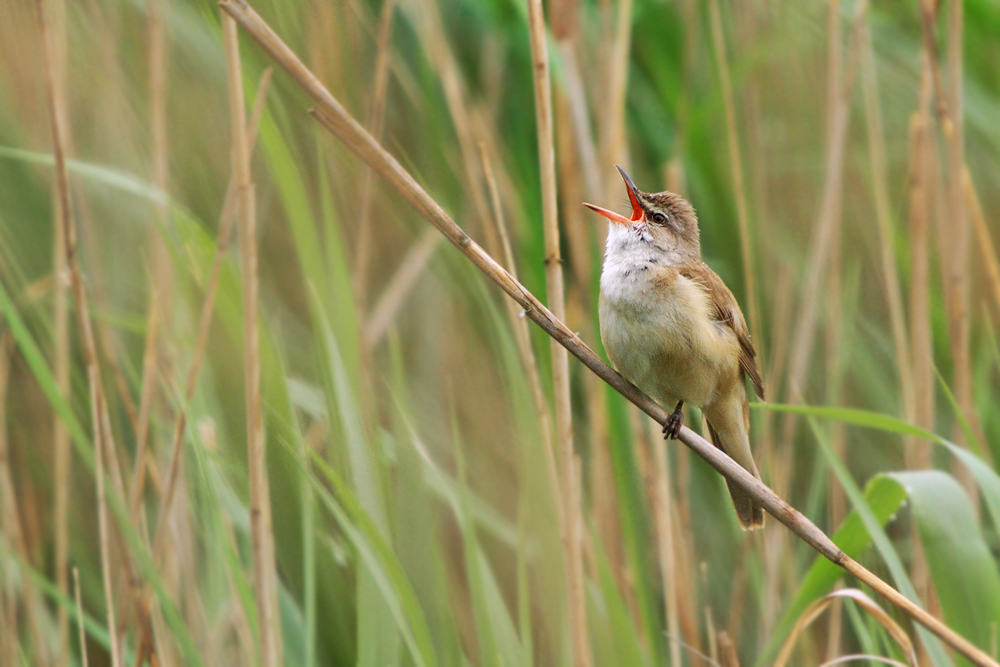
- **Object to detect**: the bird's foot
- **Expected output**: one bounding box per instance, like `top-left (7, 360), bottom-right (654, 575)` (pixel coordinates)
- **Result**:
top-left (662, 403), bottom-right (684, 440)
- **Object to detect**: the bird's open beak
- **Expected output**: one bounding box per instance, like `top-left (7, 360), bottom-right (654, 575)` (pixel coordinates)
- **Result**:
top-left (582, 165), bottom-right (645, 226)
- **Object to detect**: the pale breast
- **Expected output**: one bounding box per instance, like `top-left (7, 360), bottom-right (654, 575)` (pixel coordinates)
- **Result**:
top-left (599, 268), bottom-right (738, 408)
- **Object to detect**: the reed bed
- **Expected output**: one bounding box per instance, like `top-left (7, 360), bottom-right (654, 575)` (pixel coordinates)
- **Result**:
top-left (2, 0), bottom-right (1000, 665)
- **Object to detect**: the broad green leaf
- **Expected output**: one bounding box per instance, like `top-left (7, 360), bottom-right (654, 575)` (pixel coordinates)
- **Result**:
top-left (888, 471), bottom-right (1000, 662)
top-left (760, 474), bottom-right (908, 663)
top-left (756, 403), bottom-right (1000, 545)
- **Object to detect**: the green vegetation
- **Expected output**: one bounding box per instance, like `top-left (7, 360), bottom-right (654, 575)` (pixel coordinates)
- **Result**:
top-left (1, 0), bottom-right (999, 664)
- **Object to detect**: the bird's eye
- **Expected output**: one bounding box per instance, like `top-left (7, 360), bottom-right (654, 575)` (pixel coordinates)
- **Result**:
top-left (652, 212), bottom-right (667, 225)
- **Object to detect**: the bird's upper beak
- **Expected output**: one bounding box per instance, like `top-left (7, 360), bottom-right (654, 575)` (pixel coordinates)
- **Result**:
top-left (583, 165), bottom-right (644, 226)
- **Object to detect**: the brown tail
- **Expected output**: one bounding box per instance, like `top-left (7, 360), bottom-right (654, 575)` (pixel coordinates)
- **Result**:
top-left (705, 420), bottom-right (764, 530)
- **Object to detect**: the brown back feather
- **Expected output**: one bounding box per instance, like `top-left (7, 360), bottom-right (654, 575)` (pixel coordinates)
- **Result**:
top-left (680, 263), bottom-right (765, 400)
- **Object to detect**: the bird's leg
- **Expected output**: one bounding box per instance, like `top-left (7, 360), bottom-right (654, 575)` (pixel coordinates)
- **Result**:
top-left (662, 401), bottom-right (684, 440)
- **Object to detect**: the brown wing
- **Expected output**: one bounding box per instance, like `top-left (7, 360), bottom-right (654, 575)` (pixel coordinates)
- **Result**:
top-left (681, 263), bottom-right (765, 400)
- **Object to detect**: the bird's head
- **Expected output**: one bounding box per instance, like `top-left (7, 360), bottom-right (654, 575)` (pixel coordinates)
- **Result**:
top-left (584, 166), bottom-right (700, 263)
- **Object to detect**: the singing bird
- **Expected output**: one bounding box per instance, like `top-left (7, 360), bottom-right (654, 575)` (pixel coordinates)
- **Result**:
top-left (585, 166), bottom-right (765, 529)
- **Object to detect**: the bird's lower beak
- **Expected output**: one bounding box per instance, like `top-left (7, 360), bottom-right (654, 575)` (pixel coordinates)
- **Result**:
top-left (582, 165), bottom-right (644, 226)
top-left (583, 202), bottom-right (632, 226)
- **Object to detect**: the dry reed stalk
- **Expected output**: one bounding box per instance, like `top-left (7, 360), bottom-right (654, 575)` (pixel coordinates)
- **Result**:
top-left (353, 0), bottom-right (397, 308)
top-left (362, 228), bottom-right (442, 347)
top-left (0, 334), bottom-right (49, 664)
top-left (671, 500), bottom-right (703, 663)
top-left (916, 0), bottom-right (948, 125)
top-left (942, 0), bottom-right (979, 479)
top-left (555, 90), bottom-right (592, 298)
top-left (820, 4), bottom-right (848, 655)
top-left (119, 290), bottom-right (160, 652)
top-left (599, 0), bottom-right (633, 205)
top-left (36, 0), bottom-right (122, 662)
top-left (97, 320), bottom-right (141, 434)
top-left (129, 289), bottom-right (161, 524)
top-left (149, 0), bottom-right (172, 314)
top-left (478, 143), bottom-right (563, 528)
top-left (907, 56), bottom-right (935, 470)
top-left (47, 0), bottom-right (143, 443)
top-left (917, 0), bottom-right (986, 467)
top-left (218, 5), bottom-right (1000, 662)
top-left (702, 562), bottom-right (719, 665)
top-left (782, 0), bottom-right (868, 441)
top-left (0, 575), bottom-right (12, 667)
top-left (965, 168), bottom-right (1000, 321)
top-left (554, 75), bottom-right (622, 606)
top-left (708, 0), bottom-right (762, 345)
top-left (550, 4), bottom-right (622, 608)
top-left (145, 68), bottom-right (271, 551)
top-left (718, 631), bottom-right (740, 667)
top-left (524, 0), bottom-right (590, 662)
top-left (149, 0), bottom-right (168, 201)
top-left (73, 568), bottom-right (89, 667)
top-left (131, 62), bottom-right (271, 667)
top-left (650, 424), bottom-right (682, 667)
top-left (223, 15), bottom-right (284, 666)
top-left (91, 367), bottom-right (121, 667)
top-left (216, 491), bottom-right (258, 665)
top-left (556, 42), bottom-right (601, 199)
top-left (49, 0), bottom-right (72, 658)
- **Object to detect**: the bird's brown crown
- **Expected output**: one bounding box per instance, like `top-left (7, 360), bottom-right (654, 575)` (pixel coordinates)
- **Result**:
top-left (636, 189), bottom-right (701, 254)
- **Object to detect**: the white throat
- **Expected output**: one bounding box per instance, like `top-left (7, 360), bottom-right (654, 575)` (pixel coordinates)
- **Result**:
top-left (602, 222), bottom-right (684, 274)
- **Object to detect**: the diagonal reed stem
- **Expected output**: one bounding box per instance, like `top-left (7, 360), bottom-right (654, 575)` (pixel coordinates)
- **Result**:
top-left (217, 2), bottom-right (999, 664)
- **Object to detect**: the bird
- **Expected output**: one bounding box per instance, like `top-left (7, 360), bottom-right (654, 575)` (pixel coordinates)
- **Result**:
top-left (584, 166), bottom-right (765, 529)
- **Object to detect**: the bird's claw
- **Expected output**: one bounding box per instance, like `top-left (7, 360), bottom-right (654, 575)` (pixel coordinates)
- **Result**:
top-left (662, 410), bottom-right (683, 440)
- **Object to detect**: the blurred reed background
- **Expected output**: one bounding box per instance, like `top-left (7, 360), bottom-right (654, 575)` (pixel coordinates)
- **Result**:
top-left (1, 0), bottom-right (1000, 665)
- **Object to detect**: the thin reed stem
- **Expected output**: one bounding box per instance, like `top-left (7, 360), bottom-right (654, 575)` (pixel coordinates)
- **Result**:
top-left (651, 428), bottom-right (682, 667)
top-left (129, 289), bottom-right (160, 524)
top-left (908, 49), bottom-right (936, 469)
top-left (36, 0), bottom-right (121, 662)
top-left (965, 168), bottom-right (1000, 322)
top-left (49, 0), bottom-right (72, 657)
top-left (149, 0), bottom-right (172, 310)
top-left (943, 0), bottom-right (977, 470)
top-left (223, 15), bottom-right (283, 666)
top-left (524, 0), bottom-right (590, 662)
top-left (600, 0), bottom-right (633, 202)
top-left (145, 68), bottom-right (272, 556)
top-left (217, 4), bottom-right (1000, 663)
top-left (0, 333), bottom-right (50, 664)
top-left (73, 568), bottom-right (89, 667)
